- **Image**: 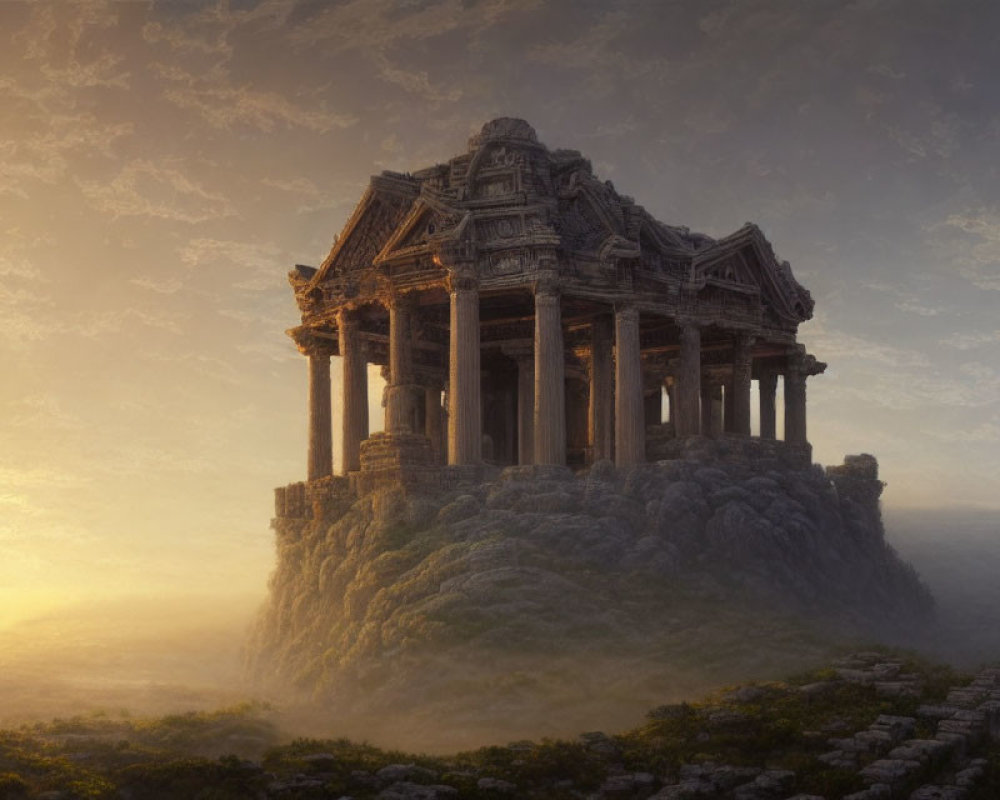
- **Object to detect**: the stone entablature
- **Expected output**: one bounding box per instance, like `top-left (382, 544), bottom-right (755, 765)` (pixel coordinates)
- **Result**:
top-left (280, 118), bottom-right (827, 497)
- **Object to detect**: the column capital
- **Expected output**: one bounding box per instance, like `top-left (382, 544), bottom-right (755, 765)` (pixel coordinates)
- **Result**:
top-left (533, 270), bottom-right (560, 299)
top-left (434, 240), bottom-right (477, 270)
top-left (675, 315), bottom-right (706, 331)
top-left (387, 289), bottom-right (418, 310)
top-left (289, 326), bottom-right (337, 358)
top-left (336, 307), bottom-right (359, 327)
top-left (785, 347), bottom-right (826, 379)
top-left (614, 303), bottom-right (639, 323)
top-left (446, 266), bottom-right (479, 294)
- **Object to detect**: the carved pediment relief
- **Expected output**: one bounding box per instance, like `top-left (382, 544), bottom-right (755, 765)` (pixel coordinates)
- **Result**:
top-left (312, 178), bottom-right (418, 284)
top-left (375, 196), bottom-right (467, 265)
top-left (472, 168), bottom-right (519, 200)
top-left (703, 254), bottom-right (755, 287)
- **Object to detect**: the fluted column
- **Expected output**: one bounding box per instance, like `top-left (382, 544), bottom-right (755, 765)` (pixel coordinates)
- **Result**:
top-left (516, 354), bottom-right (535, 465)
top-left (448, 272), bottom-right (482, 465)
top-left (588, 315), bottom-right (613, 462)
top-left (533, 281), bottom-right (565, 465)
top-left (614, 305), bottom-right (644, 466)
top-left (784, 357), bottom-right (807, 445)
top-left (674, 323), bottom-right (702, 437)
top-left (730, 334), bottom-right (753, 436)
top-left (338, 310), bottom-right (368, 474)
top-left (305, 342), bottom-right (333, 481)
top-left (386, 296), bottom-right (417, 433)
top-left (759, 370), bottom-right (777, 440)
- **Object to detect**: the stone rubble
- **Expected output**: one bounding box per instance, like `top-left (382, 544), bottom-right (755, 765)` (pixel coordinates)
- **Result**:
top-left (250, 654), bottom-right (998, 799)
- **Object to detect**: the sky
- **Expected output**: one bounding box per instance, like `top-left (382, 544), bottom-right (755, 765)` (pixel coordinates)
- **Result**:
top-left (2, 0), bottom-right (999, 624)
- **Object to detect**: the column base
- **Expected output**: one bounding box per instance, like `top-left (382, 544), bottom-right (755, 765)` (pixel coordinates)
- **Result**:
top-left (353, 432), bottom-right (440, 496)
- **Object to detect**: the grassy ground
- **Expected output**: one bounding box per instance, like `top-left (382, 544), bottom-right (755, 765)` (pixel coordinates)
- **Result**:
top-left (0, 649), bottom-right (996, 799)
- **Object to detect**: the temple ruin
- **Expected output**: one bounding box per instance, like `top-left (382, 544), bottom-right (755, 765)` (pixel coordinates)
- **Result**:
top-left (276, 118), bottom-right (825, 516)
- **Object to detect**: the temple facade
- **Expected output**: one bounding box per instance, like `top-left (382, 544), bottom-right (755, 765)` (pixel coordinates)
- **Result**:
top-left (282, 118), bottom-right (824, 505)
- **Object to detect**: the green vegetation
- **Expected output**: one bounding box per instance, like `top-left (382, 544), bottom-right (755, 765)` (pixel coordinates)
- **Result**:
top-left (0, 653), bottom-right (995, 799)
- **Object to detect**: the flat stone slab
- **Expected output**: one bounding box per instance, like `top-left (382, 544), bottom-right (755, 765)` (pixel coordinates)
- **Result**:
top-left (908, 786), bottom-right (968, 800)
top-left (859, 758), bottom-right (921, 785)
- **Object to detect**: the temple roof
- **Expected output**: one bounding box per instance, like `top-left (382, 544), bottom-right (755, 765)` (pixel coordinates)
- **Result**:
top-left (298, 118), bottom-right (814, 333)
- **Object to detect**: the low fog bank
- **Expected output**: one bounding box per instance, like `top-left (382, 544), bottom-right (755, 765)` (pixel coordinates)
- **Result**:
top-left (885, 506), bottom-right (1000, 667)
top-left (0, 593), bottom-right (260, 727)
top-left (1, 503), bottom-right (996, 756)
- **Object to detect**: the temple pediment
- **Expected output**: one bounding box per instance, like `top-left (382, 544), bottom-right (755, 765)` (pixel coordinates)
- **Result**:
top-left (311, 173), bottom-right (419, 285)
top-left (692, 224), bottom-right (814, 323)
top-left (375, 194), bottom-right (468, 265)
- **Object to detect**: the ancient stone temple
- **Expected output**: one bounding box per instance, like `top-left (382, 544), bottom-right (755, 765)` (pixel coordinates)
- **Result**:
top-left (278, 118), bottom-right (825, 511)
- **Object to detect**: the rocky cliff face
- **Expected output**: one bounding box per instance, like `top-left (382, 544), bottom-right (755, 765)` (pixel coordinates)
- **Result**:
top-left (247, 443), bottom-right (933, 750)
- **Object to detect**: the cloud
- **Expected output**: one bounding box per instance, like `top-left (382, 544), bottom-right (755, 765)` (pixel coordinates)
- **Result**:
top-left (3, 394), bottom-right (83, 434)
top-left (941, 330), bottom-right (1000, 350)
top-left (77, 160), bottom-right (238, 223)
top-left (838, 362), bottom-right (1000, 411)
top-left (141, 0), bottom-right (294, 58)
top-left (861, 281), bottom-right (948, 317)
top-left (261, 175), bottom-right (345, 212)
top-left (13, 1), bottom-right (129, 90)
top-left (179, 237), bottom-right (285, 291)
top-left (802, 317), bottom-right (930, 370)
top-left (129, 277), bottom-right (184, 295)
top-left (162, 82), bottom-right (358, 133)
top-left (0, 281), bottom-right (53, 345)
top-left (939, 209), bottom-right (1000, 290)
top-left (142, 18), bottom-right (233, 58)
top-left (947, 420), bottom-right (1000, 443)
top-left (286, 0), bottom-right (469, 51)
top-left (370, 52), bottom-right (463, 105)
top-left (0, 111), bottom-right (133, 197)
top-left (68, 308), bottom-right (187, 338)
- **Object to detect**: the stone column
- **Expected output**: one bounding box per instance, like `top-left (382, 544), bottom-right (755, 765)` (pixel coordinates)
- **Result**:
top-left (533, 280), bottom-right (566, 465)
top-left (614, 305), bottom-right (644, 467)
top-left (784, 357), bottom-right (807, 446)
top-left (425, 384), bottom-right (444, 463)
top-left (338, 310), bottom-right (368, 474)
top-left (448, 272), bottom-right (482, 465)
top-left (674, 323), bottom-right (701, 437)
top-left (386, 295), bottom-right (416, 433)
top-left (516, 354), bottom-right (535, 465)
top-left (305, 342), bottom-right (333, 481)
top-left (588, 315), bottom-right (613, 462)
top-left (730, 334), bottom-right (753, 436)
top-left (759, 370), bottom-right (778, 440)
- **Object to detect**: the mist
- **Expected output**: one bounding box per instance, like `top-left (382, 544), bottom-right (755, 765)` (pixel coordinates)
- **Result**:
top-left (3, 501), bottom-right (997, 756)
